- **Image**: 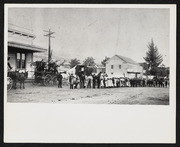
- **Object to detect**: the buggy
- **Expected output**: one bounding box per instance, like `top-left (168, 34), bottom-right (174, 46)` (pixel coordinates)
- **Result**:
top-left (31, 60), bottom-right (59, 86)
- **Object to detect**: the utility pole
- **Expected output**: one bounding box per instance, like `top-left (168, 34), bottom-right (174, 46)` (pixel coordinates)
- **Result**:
top-left (44, 29), bottom-right (55, 67)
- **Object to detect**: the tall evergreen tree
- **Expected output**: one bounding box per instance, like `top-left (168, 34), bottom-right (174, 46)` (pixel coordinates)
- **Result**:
top-left (143, 39), bottom-right (163, 75)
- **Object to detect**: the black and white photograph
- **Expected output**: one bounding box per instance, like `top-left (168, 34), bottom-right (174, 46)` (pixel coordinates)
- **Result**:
top-left (6, 6), bottom-right (171, 105)
top-left (4, 4), bottom-right (176, 143)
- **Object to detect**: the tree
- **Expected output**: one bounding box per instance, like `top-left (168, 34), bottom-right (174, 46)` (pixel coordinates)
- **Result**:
top-left (101, 56), bottom-right (110, 66)
top-left (69, 58), bottom-right (81, 68)
top-left (158, 66), bottom-right (169, 77)
top-left (139, 62), bottom-right (150, 75)
top-left (85, 66), bottom-right (96, 76)
top-left (83, 57), bottom-right (95, 66)
top-left (143, 39), bottom-right (163, 76)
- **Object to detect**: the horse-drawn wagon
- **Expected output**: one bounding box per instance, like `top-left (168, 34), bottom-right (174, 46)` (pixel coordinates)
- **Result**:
top-left (32, 70), bottom-right (58, 86)
top-left (31, 60), bottom-right (62, 86)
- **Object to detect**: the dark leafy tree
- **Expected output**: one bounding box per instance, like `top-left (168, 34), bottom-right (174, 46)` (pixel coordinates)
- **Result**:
top-left (83, 57), bottom-right (95, 66)
top-left (85, 66), bottom-right (96, 76)
top-left (143, 39), bottom-right (163, 76)
top-left (139, 62), bottom-right (150, 75)
top-left (69, 58), bottom-right (81, 68)
top-left (101, 56), bottom-right (110, 66)
top-left (158, 66), bottom-right (169, 77)
top-left (150, 67), bottom-right (161, 76)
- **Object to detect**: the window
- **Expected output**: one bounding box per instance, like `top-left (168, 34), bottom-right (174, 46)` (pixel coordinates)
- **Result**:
top-left (111, 65), bottom-right (114, 69)
top-left (16, 53), bottom-right (26, 69)
top-left (17, 53), bottom-right (21, 68)
top-left (119, 65), bottom-right (121, 69)
top-left (21, 53), bottom-right (26, 68)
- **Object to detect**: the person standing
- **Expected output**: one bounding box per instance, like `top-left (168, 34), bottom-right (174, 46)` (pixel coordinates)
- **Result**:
top-left (87, 74), bottom-right (93, 88)
top-left (112, 77), bottom-right (115, 87)
top-left (92, 73), bottom-right (96, 88)
top-left (100, 73), bottom-right (104, 88)
top-left (57, 72), bottom-right (63, 88)
top-left (69, 74), bottom-right (74, 89)
top-left (165, 79), bottom-right (168, 87)
top-left (97, 72), bottom-right (102, 88)
top-left (74, 75), bottom-right (80, 89)
top-left (8, 57), bottom-right (12, 71)
top-left (103, 76), bottom-right (106, 88)
top-left (80, 73), bottom-right (85, 88)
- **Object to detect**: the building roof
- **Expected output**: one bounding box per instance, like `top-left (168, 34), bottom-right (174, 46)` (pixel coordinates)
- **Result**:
top-left (8, 41), bottom-right (47, 52)
top-left (114, 54), bottom-right (139, 65)
top-left (8, 28), bottom-right (36, 39)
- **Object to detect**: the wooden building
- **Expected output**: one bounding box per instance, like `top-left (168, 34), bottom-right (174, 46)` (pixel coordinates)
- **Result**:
top-left (105, 55), bottom-right (143, 78)
top-left (8, 24), bottom-right (47, 79)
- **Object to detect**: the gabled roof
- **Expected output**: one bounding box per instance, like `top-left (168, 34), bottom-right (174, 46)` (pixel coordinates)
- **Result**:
top-left (114, 54), bottom-right (139, 65)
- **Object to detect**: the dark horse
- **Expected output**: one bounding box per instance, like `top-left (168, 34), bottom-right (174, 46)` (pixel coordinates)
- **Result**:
top-left (8, 71), bottom-right (28, 89)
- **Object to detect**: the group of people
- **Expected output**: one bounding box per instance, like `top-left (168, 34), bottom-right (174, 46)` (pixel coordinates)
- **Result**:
top-left (8, 56), bottom-right (169, 90)
top-left (56, 71), bottom-right (169, 89)
top-left (68, 72), bottom-right (109, 89)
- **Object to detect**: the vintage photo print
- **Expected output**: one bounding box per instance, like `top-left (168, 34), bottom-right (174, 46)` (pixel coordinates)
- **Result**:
top-left (4, 4), bottom-right (176, 143)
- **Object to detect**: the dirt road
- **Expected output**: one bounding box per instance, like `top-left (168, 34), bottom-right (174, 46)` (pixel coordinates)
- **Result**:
top-left (7, 84), bottom-right (169, 105)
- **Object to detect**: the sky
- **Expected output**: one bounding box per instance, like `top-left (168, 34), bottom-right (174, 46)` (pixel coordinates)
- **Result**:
top-left (8, 7), bottom-right (170, 66)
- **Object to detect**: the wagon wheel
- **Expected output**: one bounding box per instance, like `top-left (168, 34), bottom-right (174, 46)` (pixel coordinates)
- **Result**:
top-left (44, 74), bottom-right (52, 86)
top-left (32, 75), bottom-right (42, 85)
top-left (7, 77), bottom-right (13, 91)
top-left (52, 76), bottom-right (58, 85)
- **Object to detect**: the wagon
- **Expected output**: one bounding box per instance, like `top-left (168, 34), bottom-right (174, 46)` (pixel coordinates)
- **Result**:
top-left (31, 59), bottom-right (67, 86)
top-left (32, 71), bottom-right (58, 86)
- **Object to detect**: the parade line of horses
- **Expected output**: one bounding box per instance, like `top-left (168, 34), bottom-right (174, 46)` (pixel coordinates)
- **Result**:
top-left (7, 71), bottom-right (28, 90)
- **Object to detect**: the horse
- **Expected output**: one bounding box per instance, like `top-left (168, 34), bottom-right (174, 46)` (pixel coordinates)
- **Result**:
top-left (8, 71), bottom-right (28, 89)
top-left (19, 72), bottom-right (28, 89)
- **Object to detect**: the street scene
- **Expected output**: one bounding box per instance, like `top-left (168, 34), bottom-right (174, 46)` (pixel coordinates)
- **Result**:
top-left (6, 7), bottom-right (170, 105)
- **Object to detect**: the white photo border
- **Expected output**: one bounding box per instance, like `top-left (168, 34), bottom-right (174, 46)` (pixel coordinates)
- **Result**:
top-left (4, 4), bottom-right (176, 143)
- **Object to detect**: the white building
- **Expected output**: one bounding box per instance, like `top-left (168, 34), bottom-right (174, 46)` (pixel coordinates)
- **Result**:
top-left (105, 55), bottom-right (143, 78)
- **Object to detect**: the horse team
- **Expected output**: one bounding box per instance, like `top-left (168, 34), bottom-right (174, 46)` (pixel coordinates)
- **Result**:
top-left (8, 71), bottom-right (28, 89)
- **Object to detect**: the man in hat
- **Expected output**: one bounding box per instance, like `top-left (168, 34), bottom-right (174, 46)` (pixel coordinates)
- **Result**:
top-left (57, 72), bottom-right (63, 88)
top-left (8, 57), bottom-right (12, 71)
top-left (69, 73), bottom-right (74, 89)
